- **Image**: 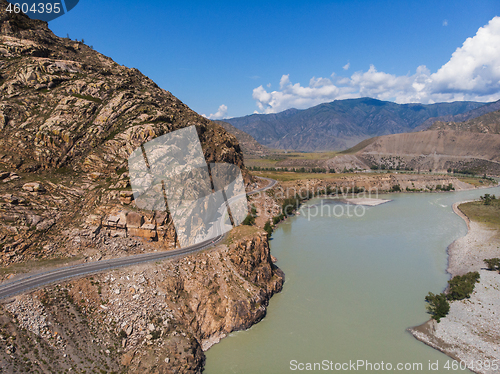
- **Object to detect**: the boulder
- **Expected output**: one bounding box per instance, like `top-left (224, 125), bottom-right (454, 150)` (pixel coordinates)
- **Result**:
top-left (36, 219), bottom-right (55, 231)
top-left (126, 212), bottom-right (143, 228)
top-left (119, 190), bottom-right (134, 204)
top-left (22, 182), bottom-right (45, 192)
top-left (128, 226), bottom-right (157, 240)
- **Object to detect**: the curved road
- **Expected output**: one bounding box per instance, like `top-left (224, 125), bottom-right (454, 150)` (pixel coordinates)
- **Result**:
top-left (0, 177), bottom-right (277, 300)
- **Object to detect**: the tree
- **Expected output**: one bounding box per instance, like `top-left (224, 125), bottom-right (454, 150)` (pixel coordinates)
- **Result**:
top-left (390, 184), bottom-right (401, 192)
top-left (480, 193), bottom-right (495, 205)
top-left (447, 272), bottom-right (480, 301)
top-left (264, 221), bottom-right (272, 236)
top-left (242, 214), bottom-right (255, 226)
top-left (273, 214), bottom-right (284, 225)
top-left (484, 258), bottom-right (500, 272)
top-left (425, 292), bottom-right (450, 322)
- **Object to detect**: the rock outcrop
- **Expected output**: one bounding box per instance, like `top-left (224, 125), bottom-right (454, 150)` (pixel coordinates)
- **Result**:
top-left (0, 0), bottom-right (250, 265)
top-left (0, 5), bottom-right (282, 374)
top-left (0, 229), bottom-right (284, 373)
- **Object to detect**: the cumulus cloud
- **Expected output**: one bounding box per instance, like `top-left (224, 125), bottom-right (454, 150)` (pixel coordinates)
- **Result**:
top-left (343, 62), bottom-right (350, 70)
top-left (443, 19), bottom-right (448, 26)
top-left (202, 104), bottom-right (228, 120)
top-left (252, 16), bottom-right (500, 113)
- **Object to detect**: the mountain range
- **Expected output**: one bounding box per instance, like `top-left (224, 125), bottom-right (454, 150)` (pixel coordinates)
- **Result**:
top-left (225, 98), bottom-right (494, 152)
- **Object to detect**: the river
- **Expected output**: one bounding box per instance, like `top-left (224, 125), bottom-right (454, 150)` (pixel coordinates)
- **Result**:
top-left (205, 186), bottom-right (500, 373)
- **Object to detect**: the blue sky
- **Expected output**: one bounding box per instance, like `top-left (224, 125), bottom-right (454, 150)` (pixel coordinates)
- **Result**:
top-left (48, 0), bottom-right (500, 118)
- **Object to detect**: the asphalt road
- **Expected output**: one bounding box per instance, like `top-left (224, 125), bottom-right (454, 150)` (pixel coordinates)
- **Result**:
top-left (0, 177), bottom-right (277, 300)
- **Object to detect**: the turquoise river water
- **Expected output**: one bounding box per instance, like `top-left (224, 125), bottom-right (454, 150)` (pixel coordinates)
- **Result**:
top-left (205, 185), bottom-right (500, 374)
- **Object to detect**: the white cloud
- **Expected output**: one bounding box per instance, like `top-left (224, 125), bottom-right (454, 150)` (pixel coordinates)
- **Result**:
top-left (443, 19), bottom-right (448, 26)
top-left (202, 104), bottom-right (228, 120)
top-left (343, 62), bottom-right (350, 70)
top-left (431, 16), bottom-right (500, 96)
top-left (252, 16), bottom-right (500, 114)
top-left (253, 74), bottom-right (349, 113)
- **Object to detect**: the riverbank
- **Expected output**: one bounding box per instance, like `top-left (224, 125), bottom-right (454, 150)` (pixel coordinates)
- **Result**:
top-left (409, 200), bottom-right (500, 374)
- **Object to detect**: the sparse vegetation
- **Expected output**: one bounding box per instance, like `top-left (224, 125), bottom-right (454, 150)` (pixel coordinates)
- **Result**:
top-left (264, 221), bottom-right (272, 236)
top-left (484, 258), bottom-right (500, 272)
top-left (390, 184), bottom-right (401, 192)
top-left (425, 292), bottom-right (450, 322)
top-left (447, 272), bottom-right (480, 301)
top-left (459, 196), bottom-right (500, 228)
top-left (435, 183), bottom-right (455, 191)
top-left (71, 93), bottom-right (102, 104)
top-left (425, 271), bottom-right (480, 322)
top-left (242, 214), bottom-right (255, 225)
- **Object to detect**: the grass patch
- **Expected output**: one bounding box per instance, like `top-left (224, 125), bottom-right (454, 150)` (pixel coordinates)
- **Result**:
top-left (72, 93), bottom-right (102, 104)
top-left (251, 170), bottom-right (382, 182)
top-left (279, 151), bottom-right (339, 160)
top-left (245, 151), bottom-right (338, 168)
top-left (223, 225), bottom-right (260, 246)
top-left (456, 176), bottom-right (497, 187)
top-left (459, 196), bottom-right (500, 229)
top-left (0, 255), bottom-right (84, 276)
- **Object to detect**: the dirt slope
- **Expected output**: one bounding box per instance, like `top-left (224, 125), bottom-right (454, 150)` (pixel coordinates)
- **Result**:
top-left (355, 130), bottom-right (500, 175)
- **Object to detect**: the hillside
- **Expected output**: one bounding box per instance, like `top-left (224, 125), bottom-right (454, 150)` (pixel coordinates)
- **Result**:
top-left (354, 130), bottom-right (500, 175)
top-left (428, 109), bottom-right (500, 134)
top-left (0, 3), bottom-right (287, 374)
top-left (0, 8), bottom-right (245, 175)
top-left (215, 120), bottom-right (271, 159)
top-left (414, 99), bottom-right (500, 132)
top-left (225, 98), bottom-right (486, 151)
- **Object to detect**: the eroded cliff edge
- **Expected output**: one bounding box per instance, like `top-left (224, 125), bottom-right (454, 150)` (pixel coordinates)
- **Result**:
top-left (0, 4), bottom-right (285, 373)
top-left (0, 228), bottom-right (284, 373)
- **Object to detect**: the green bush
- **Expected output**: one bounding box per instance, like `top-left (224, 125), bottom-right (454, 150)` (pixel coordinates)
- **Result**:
top-left (484, 258), bottom-right (500, 272)
top-left (447, 271), bottom-right (480, 301)
top-left (273, 214), bottom-right (284, 225)
top-left (390, 184), bottom-right (401, 192)
top-left (264, 221), bottom-right (273, 236)
top-left (282, 197), bottom-right (300, 216)
top-left (480, 194), bottom-right (496, 205)
top-left (425, 292), bottom-right (450, 322)
top-left (242, 214), bottom-right (255, 226)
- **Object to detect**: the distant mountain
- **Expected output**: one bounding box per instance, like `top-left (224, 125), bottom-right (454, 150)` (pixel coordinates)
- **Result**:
top-left (428, 109), bottom-right (500, 134)
top-left (225, 98), bottom-right (486, 151)
top-left (414, 99), bottom-right (500, 132)
top-left (215, 121), bottom-right (271, 159)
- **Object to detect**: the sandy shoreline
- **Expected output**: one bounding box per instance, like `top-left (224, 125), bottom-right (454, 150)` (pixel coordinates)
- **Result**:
top-left (408, 199), bottom-right (500, 374)
top-left (339, 197), bottom-right (392, 206)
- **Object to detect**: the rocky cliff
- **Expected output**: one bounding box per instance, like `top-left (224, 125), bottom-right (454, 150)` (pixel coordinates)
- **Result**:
top-left (0, 228), bottom-right (284, 373)
top-left (0, 1), bottom-right (250, 265)
top-left (0, 4), bottom-right (285, 373)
